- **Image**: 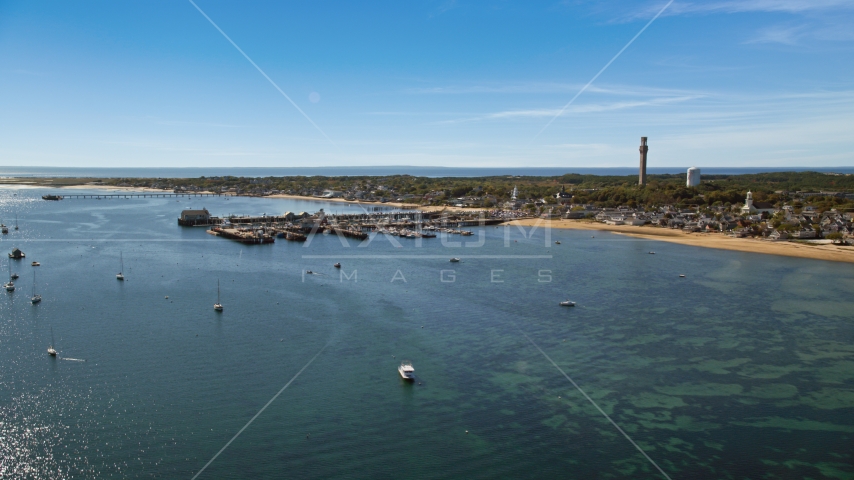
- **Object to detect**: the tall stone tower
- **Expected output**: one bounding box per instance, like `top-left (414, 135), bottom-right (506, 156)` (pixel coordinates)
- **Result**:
top-left (638, 137), bottom-right (648, 186)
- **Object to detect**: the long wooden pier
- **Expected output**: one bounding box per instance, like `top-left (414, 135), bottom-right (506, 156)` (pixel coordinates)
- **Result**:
top-left (52, 193), bottom-right (229, 200)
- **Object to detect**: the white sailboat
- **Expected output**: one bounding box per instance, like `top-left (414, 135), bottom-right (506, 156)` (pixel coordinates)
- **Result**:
top-left (31, 270), bottom-right (41, 304)
top-left (116, 252), bottom-right (124, 281)
top-left (214, 279), bottom-right (223, 311)
top-left (48, 327), bottom-right (57, 356)
top-left (4, 261), bottom-right (14, 292)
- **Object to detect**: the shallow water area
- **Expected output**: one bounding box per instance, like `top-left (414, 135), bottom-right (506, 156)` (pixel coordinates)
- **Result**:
top-left (1, 187), bottom-right (853, 479)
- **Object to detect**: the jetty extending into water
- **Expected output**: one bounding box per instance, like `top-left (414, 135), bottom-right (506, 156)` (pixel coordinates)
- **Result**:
top-left (50, 193), bottom-right (228, 200)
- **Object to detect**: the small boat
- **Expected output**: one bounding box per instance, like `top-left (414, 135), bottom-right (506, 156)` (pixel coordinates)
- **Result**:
top-left (31, 261), bottom-right (40, 266)
top-left (306, 270), bottom-right (313, 274)
top-left (679, 274), bottom-right (686, 278)
top-left (116, 252), bottom-right (124, 281)
top-left (214, 279), bottom-right (223, 311)
top-left (449, 258), bottom-right (460, 263)
top-left (9, 248), bottom-right (25, 259)
top-left (648, 251), bottom-right (655, 255)
top-left (333, 263), bottom-right (341, 268)
top-left (31, 270), bottom-right (41, 303)
top-left (559, 301), bottom-right (576, 307)
top-left (10, 272), bottom-right (18, 280)
top-left (47, 327), bottom-right (57, 356)
top-left (4, 261), bottom-right (14, 291)
top-left (42, 195), bottom-right (63, 201)
top-left (398, 361), bottom-right (415, 381)
top-left (1, 225), bottom-right (7, 234)
top-left (555, 241), bottom-right (561, 245)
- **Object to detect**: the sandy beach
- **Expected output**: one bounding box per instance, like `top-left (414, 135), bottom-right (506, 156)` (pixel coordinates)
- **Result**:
top-left (509, 218), bottom-right (854, 264)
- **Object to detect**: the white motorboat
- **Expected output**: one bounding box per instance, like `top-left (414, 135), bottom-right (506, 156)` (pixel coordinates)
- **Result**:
top-left (31, 261), bottom-right (40, 266)
top-left (398, 361), bottom-right (415, 381)
top-left (648, 251), bottom-right (655, 255)
top-left (449, 258), bottom-right (460, 263)
top-left (679, 274), bottom-right (686, 278)
top-left (214, 279), bottom-right (223, 311)
top-left (116, 252), bottom-right (124, 281)
top-left (559, 301), bottom-right (576, 307)
top-left (48, 327), bottom-right (57, 356)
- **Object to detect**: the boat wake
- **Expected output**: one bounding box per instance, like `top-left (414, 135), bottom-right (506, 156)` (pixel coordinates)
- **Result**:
top-left (60, 357), bottom-right (86, 362)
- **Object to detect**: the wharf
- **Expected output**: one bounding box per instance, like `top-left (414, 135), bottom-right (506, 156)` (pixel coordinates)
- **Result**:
top-left (52, 193), bottom-right (228, 200)
top-left (208, 227), bottom-right (275, 244)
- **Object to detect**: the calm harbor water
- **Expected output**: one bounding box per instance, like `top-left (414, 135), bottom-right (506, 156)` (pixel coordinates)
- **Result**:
top-left (1, 186), bottom-right (853, 479)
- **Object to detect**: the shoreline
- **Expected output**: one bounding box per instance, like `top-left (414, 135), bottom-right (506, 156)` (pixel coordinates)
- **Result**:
top-left (6, 183), bottom-right (482, 213)
top-left (509, 219), bottom-right (854, 264)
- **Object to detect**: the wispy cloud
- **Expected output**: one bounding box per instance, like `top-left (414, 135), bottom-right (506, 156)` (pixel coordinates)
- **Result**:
top-left (745, 24), bottom-right (807, 45)
top-left (629, 0), bottom-right (854, 19)
top-left (436, 95), bottom-right (701, 124)
top-left (405, 82), bottom-right (702, 97)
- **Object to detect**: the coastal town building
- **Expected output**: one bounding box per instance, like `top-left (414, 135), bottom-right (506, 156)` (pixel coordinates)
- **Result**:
top-left (741, 191), bottom-right (775, 215)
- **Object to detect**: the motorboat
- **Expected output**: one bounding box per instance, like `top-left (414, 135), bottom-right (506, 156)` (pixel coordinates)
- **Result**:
top-left (679, 274), bottom-right (686, 278)
top-left (449, 258), bottom-right (460, 263)
top-left (3, 281), bottom-right (13, 292)
top-left (555, 241), bottom-right (561, 244)
top-left (648, 251), bottom-right (655, 255)
top-left (559, 301), bottom-right (576, 307)
top-left (31, 261), bottom-right (40, 266)
top-left (306, 270), bottom-right (313, 274)
top-left (333, 263), bottom-right (341, 268)
top-left (10, 272), bottom-right (18, 280)
top-left (398, 361), bottom-right (415, 381)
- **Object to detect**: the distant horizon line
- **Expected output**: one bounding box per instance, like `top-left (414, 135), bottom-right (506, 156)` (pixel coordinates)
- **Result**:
top-left (3, 165), bottom-right (853, 170)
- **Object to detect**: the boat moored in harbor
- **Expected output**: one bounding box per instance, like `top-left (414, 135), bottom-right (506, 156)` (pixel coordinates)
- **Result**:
top-left (559, 301), bottom-right (576, 307)
top-left (214, 279), bottom-right (223, 311)
top-left (398, 361), bottom-right (415, 381)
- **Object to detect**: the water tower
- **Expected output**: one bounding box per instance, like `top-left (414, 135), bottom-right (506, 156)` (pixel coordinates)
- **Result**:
top-left (686, 167), bottom-right (701, 187)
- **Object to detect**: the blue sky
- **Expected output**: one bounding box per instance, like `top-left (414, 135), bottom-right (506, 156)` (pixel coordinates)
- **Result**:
top-left (1, 0), bottom-right (852, 168)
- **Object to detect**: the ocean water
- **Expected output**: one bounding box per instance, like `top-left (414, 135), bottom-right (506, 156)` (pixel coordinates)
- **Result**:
top-left (1, 187), bottom-right (853, 479)
top-left (3, 166), bottom-right (854, 179)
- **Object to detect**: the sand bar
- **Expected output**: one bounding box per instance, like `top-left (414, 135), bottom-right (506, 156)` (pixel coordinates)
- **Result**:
top-left (509, 218), bottom-right (854, 264)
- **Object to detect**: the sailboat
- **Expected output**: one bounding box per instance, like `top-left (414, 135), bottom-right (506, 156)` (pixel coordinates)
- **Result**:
top-left (4, 261), bottom-right (14, 292)
top-left (48, 327), bottom-right (57, 356)
top-left (214, 279), bottom-right (223, 311)
top-left (31, 270), bottom-right (41, 304)
top-left (116, 252), bottom-right (124, 281)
